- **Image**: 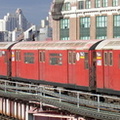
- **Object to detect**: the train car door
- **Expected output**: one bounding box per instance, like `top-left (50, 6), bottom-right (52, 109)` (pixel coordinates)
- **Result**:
top-left (0, 50), bottom-right (8, 76)
top-left (15, 50), bottom-right (21, 77)
top-left (7, 50), bottom-right (12, 77)
top-left (39, 50), bottom-right (45, 80)
top-left (103, 50), bottom-right (113, 89)
top-left (68, 50), bottom-right (76, 84)
top-left (89, 51), bottom-right (96, 89)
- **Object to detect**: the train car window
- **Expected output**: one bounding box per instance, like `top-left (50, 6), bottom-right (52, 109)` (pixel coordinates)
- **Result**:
top-left (1, 51), bottom-right (7, 63)
top-left (4, 51), bottom-right (7, 63)
top-left (0, 51), bottom-right (2, 57)
top-left (109, 52), bottom-right (113, 66)
top-left (24, 53), bottom-right (34, 64)
top-left (43, 51), bottom-right (45, 62)
top-left (39, 52), bottom-right (45, 62)
top-left (104, 52), bottom-right (108, 66)
top-left (119, 54), bottom-right (120, 69)
top-left (39, 52), bottom-right (42, 62)
top-left (84, 53), bottom-right (89, 69)
top-left (68, 52), bottom-right (72, 64)
top-left (50, 53), bottom-right (62, 65)
top-left (73, 52), bottom-right (76, 64)
top-left (16, 51), bottom-right (21, 61)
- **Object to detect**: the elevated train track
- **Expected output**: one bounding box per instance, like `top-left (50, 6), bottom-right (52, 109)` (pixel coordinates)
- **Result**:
top-left (0, 113), bottom-right (18, 120)
top-left (0, 79), bottom-right (120, 120)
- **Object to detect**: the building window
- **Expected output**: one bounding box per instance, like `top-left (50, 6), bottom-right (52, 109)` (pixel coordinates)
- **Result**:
top-left (49, 53), bottom-right (62, 65)
top-left (102, 0), bottom-right (108, 7)
top-left (113, 15), bottom-right (120, 38)
top-left (96, 16), bottom-right (107, 27)
top-left (24, 53), bottom-right (34, 64)
top-left (96, 16), bottom-right (107, 39)
top-left (112, 0), bottom-right (118, 6)
top-left (95, 0), bottom-right (101, 8)
top-left (86, 0), bottom-right (91, 9)
top-left (62, 2), bottom-right (71, 11)
top-left (60, 19), bottom-right (69, 40)
top-left (80, 17), bottom-right (90, 40)
top-left (78, 1), bottom-right (84, 9)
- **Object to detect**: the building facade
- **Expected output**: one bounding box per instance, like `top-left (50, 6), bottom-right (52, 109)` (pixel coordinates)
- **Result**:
top-left (0, 8), bottom-right (31, 32)
top-left (0, 8), bottom-right (32, 42)
top-left (39, 18), bottom-right (52, 41)
top-left (51, 0), bottom-right (120, 41)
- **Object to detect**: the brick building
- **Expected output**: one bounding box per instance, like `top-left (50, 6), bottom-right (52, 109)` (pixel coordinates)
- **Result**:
top-left (51, 0), bottom-right (120, 41)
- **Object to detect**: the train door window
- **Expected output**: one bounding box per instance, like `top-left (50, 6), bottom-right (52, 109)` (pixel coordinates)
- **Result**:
top-left (84, 53), bottom-right (89, 69)
top-left (104, 52), bottom-right (108, 66)
top-left (39, 51), bottom-right (45, 62)
top-left (4, 51), bottom-right (7, 63)
top-left (16, 51), bottom-right (21, 61)
top-left (43, 52), bottom-right (45, 62)
top-left (1, 51), bottom-right (6, 62)
top-left (0, 51), bottom-right (2, 57)
top-left (73, 52), bottom-right (76, 64)
top-left (119, 54), bottom-right (120, 69)
top-left (68, 52), bottom-right (72, 64)
top-left (104, 52), bottom-right (113, 66)
top-left (109, 52), bottom-right (113, 66)
top-left (68, 51), bottom-right (76, 64)
top-left (39, 52), bottom-right (42, 62)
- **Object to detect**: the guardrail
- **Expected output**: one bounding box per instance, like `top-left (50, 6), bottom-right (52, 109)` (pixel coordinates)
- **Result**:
top-left (0, 79), bottom-right (120, 120)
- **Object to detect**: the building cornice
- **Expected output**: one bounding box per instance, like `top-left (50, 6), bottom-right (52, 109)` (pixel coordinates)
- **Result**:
top-left (62, 6), bottom-right (120, 18)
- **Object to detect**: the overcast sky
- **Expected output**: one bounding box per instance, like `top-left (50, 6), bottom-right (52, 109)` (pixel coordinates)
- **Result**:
top-left (0, 0), bottom-right (53, 25)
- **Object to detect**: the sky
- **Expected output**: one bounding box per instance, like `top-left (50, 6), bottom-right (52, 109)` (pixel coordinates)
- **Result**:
top-left (0, 0), bottom-right (53, 25)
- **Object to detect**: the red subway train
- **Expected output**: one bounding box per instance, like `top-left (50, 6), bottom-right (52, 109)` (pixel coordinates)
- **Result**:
top-left (0, 39), bottom-right (120, 95)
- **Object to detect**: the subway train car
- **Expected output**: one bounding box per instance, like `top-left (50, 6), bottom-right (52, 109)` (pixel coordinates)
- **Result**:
top-left (96, 39), bottom-right (120, 95)
top-left (0, 39), bottom-right (120, 96)
top-left (11, 40), bottom-right (102, 91)
top-left (0, 42), bottom-right (15, 79)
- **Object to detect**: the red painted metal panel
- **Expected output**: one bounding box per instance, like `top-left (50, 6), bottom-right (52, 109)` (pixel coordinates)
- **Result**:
top-left (15, 50), bottom-right (21, 77)
top-left (39, 50), bottom-right (46, 80)
top-left (18, 50), bottom-right (39, 80)
top-left (11, 50), bottom-right (16, 77)
top-left (103, 50), bottom-right (120, 91)
top-left (68, 50), bottom-right (76, 84)
top-left (0, 50), bottom-right (10, 76)
top-left (113, 51), bottom-right (120, 91)
top-left (103, 50), bottom-right (113, 89)
top-left (96, 50), bottom-right (104, 89)
top-left (75, 50), bottom-right (90, 87)
top-left (45, 50), bottom-right (68, 84)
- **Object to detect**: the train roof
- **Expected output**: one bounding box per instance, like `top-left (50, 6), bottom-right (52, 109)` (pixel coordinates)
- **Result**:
top-left (95, 38), bottom-right (120, 50)
top-left (0, 42), bottom-right (15, 50)
top-left (11, 40), bottom-right (102, 50)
